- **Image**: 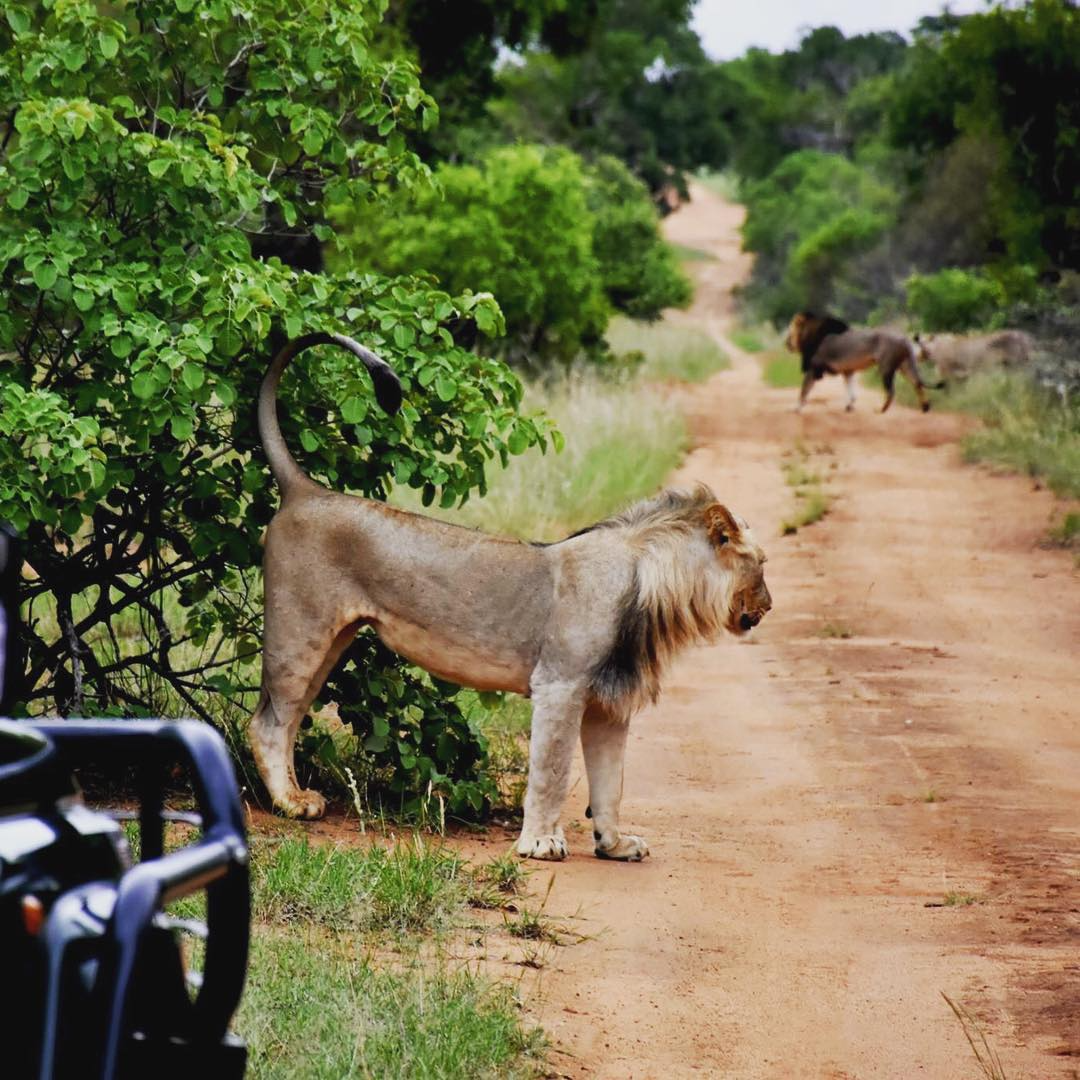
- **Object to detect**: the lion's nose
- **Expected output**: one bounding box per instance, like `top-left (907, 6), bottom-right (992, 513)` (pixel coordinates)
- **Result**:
top-left (740, 612), bottom-right (761, 630)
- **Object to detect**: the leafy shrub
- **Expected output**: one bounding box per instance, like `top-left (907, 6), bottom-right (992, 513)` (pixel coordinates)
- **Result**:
top-left (740, 150), bottom-right (897, 322)
top-left (585, 156), bottom-right (691, 320)
top-left (0, 0), bottom-right (553, 816)
top-left (335, 144), bottom-right (610, 366)
top-left (905, 268), bottom-right (1006, 331)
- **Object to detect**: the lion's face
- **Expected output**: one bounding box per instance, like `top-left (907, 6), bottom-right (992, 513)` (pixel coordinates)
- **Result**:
top-left (704, 504), bottom-right (772, 635)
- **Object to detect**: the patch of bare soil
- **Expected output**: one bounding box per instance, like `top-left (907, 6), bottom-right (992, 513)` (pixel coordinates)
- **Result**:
top-left (481, 183), bottom-right (1080, 1078)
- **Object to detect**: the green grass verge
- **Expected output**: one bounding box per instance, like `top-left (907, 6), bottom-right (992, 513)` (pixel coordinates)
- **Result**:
top-left (241, 931), bottom-right (544, 1080)
top-left (668, 242), bottom-right (715, 262)
top-left (135, 822), bottom-right (545, 1078)
top-left (729, 328), bottom-right (765, 354)
top-left (606, 315), bottom-right (728, 384)
top-left (762, 351), bottom-right (803, 389)
top-left (874, 367), bottom-right (1080, 499)
top-left (780, 445), bottom-right (831, 535)
top-left (693, 168), bottom-right (740, 200)
top-left (252, 834), bottom-right (468, 934)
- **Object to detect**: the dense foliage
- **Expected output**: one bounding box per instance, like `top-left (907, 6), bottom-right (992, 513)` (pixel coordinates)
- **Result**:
top-left (0, 0), bottom-right (555, 814)
top-left (729, 2), bottom-right (1080, 333)
top-left (490, 0), bottom-right (735, 196)
top-left (336, 145), bottom-right (689, 366)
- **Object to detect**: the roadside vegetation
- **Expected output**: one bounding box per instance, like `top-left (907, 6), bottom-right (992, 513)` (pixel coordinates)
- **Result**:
top-left (780, 443), bottom-right (832, 535)
top-left (722, 7), bottom-right (1079, 507)
top-left (866, 368), bottom-right (1080, 500)
top-left (136, 823), bottom-right (546, 1079)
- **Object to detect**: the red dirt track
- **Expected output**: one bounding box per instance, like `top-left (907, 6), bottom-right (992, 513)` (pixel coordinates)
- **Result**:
top-left (491, 184), bottom-right (1080, 1078)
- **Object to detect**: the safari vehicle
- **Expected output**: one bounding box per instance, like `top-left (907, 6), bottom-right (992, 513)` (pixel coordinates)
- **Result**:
top-left (0, 525), bottom-right (250, 1080)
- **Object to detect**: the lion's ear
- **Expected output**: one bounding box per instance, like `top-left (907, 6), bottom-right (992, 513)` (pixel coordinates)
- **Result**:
top-left (704, 503), bottom-right (741, 548)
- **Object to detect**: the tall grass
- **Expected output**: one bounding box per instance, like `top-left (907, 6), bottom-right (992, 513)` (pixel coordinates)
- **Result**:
top-left (947, 373), bottom-right (1080, 498)
top-left (394, 365), bottom-right (689, 541)
top-left (606, 314), bottom-right (728, 384)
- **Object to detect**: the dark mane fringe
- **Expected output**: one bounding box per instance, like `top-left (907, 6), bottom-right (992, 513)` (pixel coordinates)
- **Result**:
top-left (797, 312), bottom-right (850, 373)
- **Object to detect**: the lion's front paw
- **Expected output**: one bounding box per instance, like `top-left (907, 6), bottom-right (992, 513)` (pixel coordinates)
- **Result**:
top-left (595, 833), bottom-right (649, 862)
top-left (278, 788), bottom-right (327, 820)
top-left (516, 833), bottom-right (568, 860)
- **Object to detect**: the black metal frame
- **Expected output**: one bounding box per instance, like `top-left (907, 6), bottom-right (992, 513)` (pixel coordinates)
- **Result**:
top-left (30, 720), bottom-right (251, 1080)
top-left (0, 527), bottom-right (250, 1079)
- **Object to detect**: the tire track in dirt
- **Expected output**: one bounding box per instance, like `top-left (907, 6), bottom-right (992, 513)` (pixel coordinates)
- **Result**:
top-left (487, 183), bottom-right (1080, 1078)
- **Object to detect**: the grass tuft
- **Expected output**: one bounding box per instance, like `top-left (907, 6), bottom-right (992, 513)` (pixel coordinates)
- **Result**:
top-left (240, 932), bottom-right (545, 1080)
top-left (818, 622), bottom-right (855, 640)
top-left (763, 351), bottom-right (803, 388)
top-left (941, 991), bottom-right (1009, 1080)
top-left (730, 328), bottom-right (766, 353)
top-left (252, 834), bottom-right (466, 934)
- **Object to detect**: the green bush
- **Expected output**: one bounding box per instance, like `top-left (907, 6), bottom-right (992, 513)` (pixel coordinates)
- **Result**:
top-left (585, 156), bottom-right (691, 320)
top-left (905, 268), bottom-right (1006, 331)
top-left (740, 150), bottom-right (897, 322)
top-left (335, 144), bottom-right (610, 365)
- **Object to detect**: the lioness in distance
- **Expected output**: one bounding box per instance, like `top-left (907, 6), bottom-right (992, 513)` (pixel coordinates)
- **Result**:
top-left (785, 311), bottom-right (943, 413)
top-left (914, 329), bottom-right (1033, 382)
top-left (249, 334), bottom-right (772, 861)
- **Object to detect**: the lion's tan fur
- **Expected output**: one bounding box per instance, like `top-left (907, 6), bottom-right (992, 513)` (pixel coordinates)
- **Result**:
top-left (248, 337), bottom-right (771, 860)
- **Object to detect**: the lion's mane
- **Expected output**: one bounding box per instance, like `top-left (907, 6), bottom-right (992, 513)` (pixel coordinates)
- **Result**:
top-left (791, 311), bottom-right (850, 374)
top-left (587, 486), bottom-right (732, 716)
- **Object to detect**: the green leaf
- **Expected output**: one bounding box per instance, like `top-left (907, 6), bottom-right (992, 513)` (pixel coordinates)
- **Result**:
top-left (60, 44), bottom-right (87, 72)
top-left (299, 429), bottom-right (319, 452)
top-left (32, 263), bottom-right (58, 291)
top-left (113, 284), bottom-right (137, 313)
top-left (61, 151), bottom-right (85, 182)
top-left (170, 415), bottom-right (193, 441)
top-left (110, 335), bottom-right (134, 358)
top-left (507, 425), bottom-right (529, 455)
top-left (147, 159), bottom-right (171, 179)
top-left (131, 372), bottom-right (156, 400)
top-left (340, 395), bottom-right (367, 424)
top-left (6, 9), bottom-right (29, 34)
top-left (179, 366), bottom-right (204, 394)
top-left (434, 375), bottom-right (457, 402)
top-left (7, 188), bottom-right (29, 210)
top-left (98, 32), bottom-right (119, 60)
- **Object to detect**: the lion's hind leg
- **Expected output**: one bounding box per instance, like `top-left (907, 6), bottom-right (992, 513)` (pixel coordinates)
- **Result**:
top-left (581, 704), bottom-right (648, 862)
top-left (250, 617), bottom-right (364, 819)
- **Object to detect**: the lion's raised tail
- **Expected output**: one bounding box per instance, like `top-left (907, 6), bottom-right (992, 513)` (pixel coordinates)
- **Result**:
top-left (258, 332), bottom-right (403, 498)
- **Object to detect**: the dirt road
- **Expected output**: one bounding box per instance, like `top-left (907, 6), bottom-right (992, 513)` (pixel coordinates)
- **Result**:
top-left (497, 184), bottom-right (1080, 1078)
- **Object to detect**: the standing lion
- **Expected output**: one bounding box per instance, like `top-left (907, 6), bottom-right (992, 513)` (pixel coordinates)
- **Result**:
top-left (785, 311), bottom-right (943, 413)
top-left (248, 334), bottom-right (772, 861)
